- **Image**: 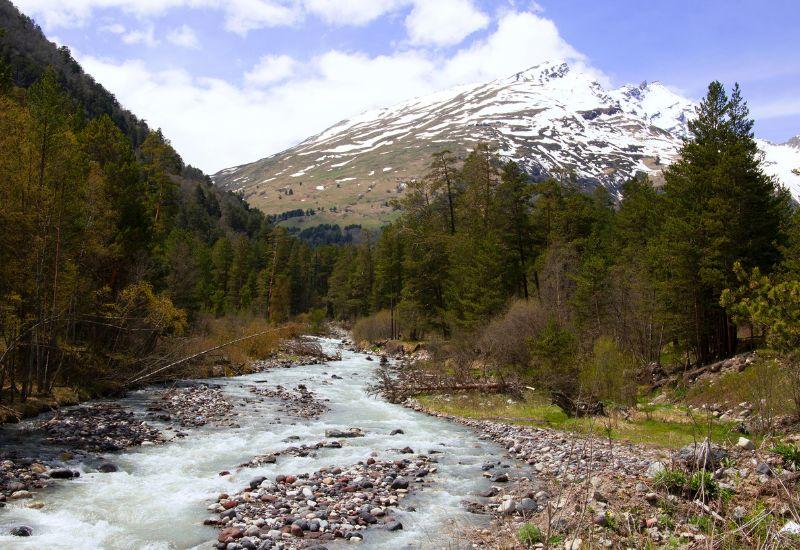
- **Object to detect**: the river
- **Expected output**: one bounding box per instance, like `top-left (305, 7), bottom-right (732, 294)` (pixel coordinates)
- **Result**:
top-left (0, 338), bottom-right (501, 549)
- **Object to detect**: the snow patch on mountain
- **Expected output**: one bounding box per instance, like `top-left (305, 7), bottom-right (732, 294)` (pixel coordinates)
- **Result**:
top-left (213, 61), bottom-right (800, 221)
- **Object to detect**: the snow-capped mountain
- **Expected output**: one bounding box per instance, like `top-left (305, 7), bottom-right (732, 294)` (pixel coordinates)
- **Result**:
top-left (213, 62), bottom-right (800, 226)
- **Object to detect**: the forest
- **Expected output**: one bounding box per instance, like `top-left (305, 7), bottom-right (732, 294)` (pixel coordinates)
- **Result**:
top-left (0, 58), bottom-right (343, 407)
top-left (338, 82), bottom-right (800, 413)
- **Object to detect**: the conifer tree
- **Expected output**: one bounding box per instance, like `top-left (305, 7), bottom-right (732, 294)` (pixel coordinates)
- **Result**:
top-left (659, 81), bottom-right (790, 364)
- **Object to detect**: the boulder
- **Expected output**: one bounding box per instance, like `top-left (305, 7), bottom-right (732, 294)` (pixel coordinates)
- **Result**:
top-left (498, 498), bottom-right (516, 515)
top-left (49, 468), bottom-right (79, 479)
top-left (516, 498), bottom-right (538, 514)
top-left (676, 440), bottom-right (728, 470)
top-left (97, 463), bottom-right (118, 473)
top-left (736, 437), bottom-right (755, 451)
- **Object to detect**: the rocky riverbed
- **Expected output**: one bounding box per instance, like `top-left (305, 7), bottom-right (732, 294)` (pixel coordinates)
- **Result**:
top-left (406, 399), bottom-right (800, 548)
top-left (150, 384), bottom-right (236, 428)
top-left (32, 402), bottom-right (166, 453)
top-left (209, 455), bottom-right (434, 548)
top-left (0, 338), bottom-right (503, 548)
top-left (249, 384), bottom-right (330, 419)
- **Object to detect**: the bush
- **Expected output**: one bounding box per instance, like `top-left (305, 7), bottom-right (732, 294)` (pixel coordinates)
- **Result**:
top-left (478, 299), bottom-right (548, 377)
top-left (772, 441), bottom-right (800, 468)
top-left (654, 467), bottom-right (719, 499)
top-left (654, 468), bottom-right (688, 494)
top-left (689, 470), bottom-right (719, 499)
top-left (580, 336), bottom-right (638, 405)
top-left (352, 310), bottom-right (393, 344)
top-left (518, 523), bottom-right (542, 546)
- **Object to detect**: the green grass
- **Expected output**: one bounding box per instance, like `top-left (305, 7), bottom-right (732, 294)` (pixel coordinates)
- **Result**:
top-left (417, 390), bottom-right (740, 449)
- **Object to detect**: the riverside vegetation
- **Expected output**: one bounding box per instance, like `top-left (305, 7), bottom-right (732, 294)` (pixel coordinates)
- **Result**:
top-left (0, 17), bottom-right (349, 420)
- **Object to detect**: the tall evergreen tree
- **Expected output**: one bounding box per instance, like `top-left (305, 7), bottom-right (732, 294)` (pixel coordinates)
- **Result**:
top-left (659, 81), bottom-right (790, 364)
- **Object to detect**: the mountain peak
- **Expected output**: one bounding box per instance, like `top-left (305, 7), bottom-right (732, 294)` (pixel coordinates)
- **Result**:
top-left (213, 68), bottom-right (800, 226)
top-left (507, 61), bottom-right (571, 84)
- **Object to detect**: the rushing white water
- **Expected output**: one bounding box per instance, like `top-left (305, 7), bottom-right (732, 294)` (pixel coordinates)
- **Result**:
top-left (0, 339), bottom-right (500, 549)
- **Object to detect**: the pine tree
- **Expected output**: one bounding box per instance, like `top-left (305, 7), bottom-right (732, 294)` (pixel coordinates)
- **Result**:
top-left (659, 81), bottom-right (791, 364)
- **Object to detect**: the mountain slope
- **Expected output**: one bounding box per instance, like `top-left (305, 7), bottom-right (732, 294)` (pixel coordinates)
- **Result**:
top-left (213, 62), bottom-right (800, 227)
top-left (0, 0), bottom-right (149, 147)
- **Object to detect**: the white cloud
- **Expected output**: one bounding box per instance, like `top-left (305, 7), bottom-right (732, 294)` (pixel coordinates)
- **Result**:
top-left (405, 0), bottom-right (489, 47)
top-left (122, 25), bottom-right (159, 47)
top-left (442, 10), bottom-right (590, 85)
top-left (78, 9), bottom-right (591, 174)
top-left (167, 24), bottom-right (200, 49)
top-left (99, 23), bottom-right (126, 35)
top-left (244, 55), bottom-right (297, 86)
top-left (221, 0), bottom-right (303, 35)
top-left (14, 0), bottom-right (302, 34)
top-left (303, 0), bottom-right (405, 26)
top-left (14, 0), bottom-right (204, 28)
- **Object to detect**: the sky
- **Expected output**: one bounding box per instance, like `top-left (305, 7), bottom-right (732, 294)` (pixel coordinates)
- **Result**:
top-left (11, 0), bottom-right (800, 174)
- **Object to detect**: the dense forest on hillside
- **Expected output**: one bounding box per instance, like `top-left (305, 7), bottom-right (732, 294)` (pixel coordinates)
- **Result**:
top-left (0, 0), bottom-right (149, 147)
top-left (0, 24), bottom-right (347, 405)
top-left (338, 82), bottom-right (800, 412)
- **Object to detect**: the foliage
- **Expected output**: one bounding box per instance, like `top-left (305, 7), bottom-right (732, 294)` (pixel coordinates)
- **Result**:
top-left (0, 56), bottom-right (344, 403)
top-left (654, 467), bottom-right (719, 499)
top-left (654, 468), bottom-right (688, 494)
top-left (689, 470), bottom-right (719, 499)
top-left (580, 336), bottom-right (638, 405)
top-left (529, 317), bottom-right (578, 397)
top-left (771, 441), bottom-right (800, 469)
top-left (721, 262), bottom-right (800, 353)
top-left (517, 523), bottom-right (543, 546)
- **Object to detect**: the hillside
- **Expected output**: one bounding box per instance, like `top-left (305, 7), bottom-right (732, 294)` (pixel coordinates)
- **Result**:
top-left (213, 61), bottom-right (800, 227)
top-left (0, 0), bottom-right (149, 147)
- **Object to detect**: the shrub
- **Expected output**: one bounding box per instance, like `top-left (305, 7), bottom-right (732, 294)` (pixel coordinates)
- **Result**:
top-left (772, 441), bottom-right (800, 468)
top-left (518, 523), bottom-right (543, 546)
top-left (654, 468), bottom-right (688, 494)
top-left (580, 335), bottom-right (638, 405)
top-left (352, 310), bottom-right (393, 344)
top-left (655, 468), bottom-right (719, 499)
top-left (478, 299), bottom-right (548, 376)
top-left (689, 470), bottom-right (719, 499)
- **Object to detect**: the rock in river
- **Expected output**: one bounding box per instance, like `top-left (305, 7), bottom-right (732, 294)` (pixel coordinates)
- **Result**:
top-left (324, 428), bottom-right (364, 438)
top-left (10, 525), bottom-right (33, 537)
